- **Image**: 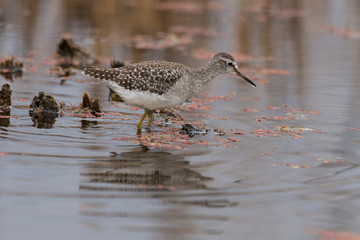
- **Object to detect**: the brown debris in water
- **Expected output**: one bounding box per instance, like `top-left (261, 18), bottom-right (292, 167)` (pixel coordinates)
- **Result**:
top-left (0, 83), bottom-right (12, 127)
top-left (29, 92), bottom-right (59, 129)
top-left (29, 91), bottom-right (59, 114)
top-left (110, 60), bottom-right (125, 68)
top-left (0, 57), bottom-right (23, 81)
top-left (79, 92), bottom-right (103, 114)
top-left (0, 83), bottom-right (12, 106)
top-left (55, 37), bottom-right (97, 68)
top-left (181, 123), bottom-right (208, 137)
top-left (49, 65), bottom-right (77, 79)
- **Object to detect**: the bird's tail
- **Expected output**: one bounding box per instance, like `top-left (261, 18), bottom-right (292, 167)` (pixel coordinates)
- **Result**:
top-left (83, 67), bottom-right (120, 81)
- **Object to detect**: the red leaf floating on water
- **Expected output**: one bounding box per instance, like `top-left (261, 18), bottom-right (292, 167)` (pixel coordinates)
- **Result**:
top-left (314, 229), bottom-right (360, 240)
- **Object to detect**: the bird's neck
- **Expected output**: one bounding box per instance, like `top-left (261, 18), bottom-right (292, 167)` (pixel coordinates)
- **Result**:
top-left (194, 64), bottom-right (220, 85)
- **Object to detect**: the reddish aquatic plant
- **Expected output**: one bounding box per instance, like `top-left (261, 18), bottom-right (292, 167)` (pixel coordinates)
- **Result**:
top-left (313, 229), bottom-right (360, 240)
top-left (316, 157), bottom-right (343, 163)
top-left (0, 152), bottom-right (7, 156)
top-left (243, 105), bottom-right (320, 123)
top-left (270, 163), bottom-right (310, 169)
top-left (250, 125), bottom-right (321, 140)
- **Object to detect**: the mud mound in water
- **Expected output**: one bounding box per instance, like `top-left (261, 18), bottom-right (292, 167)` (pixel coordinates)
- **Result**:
top-left (0, 83), bottom-right (12, 106)
top-left (0, 57), bottom-right (23, 81)
top-left (79, 92), bottom-right (103, 115)
top-left (29, 91), bottom-right (59, 114)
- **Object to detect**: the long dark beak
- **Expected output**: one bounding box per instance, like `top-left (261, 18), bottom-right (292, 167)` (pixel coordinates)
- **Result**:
top-left (234, 68), bottom-right (256, 87)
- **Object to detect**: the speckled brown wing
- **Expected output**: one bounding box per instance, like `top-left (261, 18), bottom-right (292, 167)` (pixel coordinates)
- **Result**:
top-left (83, 67), bottom-right (120, 81)
top-left (83, 61), bottom-right (184, 95)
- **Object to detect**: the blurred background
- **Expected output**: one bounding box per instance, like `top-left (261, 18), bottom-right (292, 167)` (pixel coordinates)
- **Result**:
top-left (0, 0), bottom-right (360, 240)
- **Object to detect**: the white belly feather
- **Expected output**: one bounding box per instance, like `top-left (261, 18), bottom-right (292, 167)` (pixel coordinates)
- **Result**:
top-left (107, 80), bottom-right (187, 110)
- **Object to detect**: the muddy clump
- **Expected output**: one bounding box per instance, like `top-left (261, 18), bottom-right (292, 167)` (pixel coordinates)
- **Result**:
top-left (55, 38), bottom-right (98, 69)
top-left (49, 65), bottom-right (77, 79)
top-left (0, 83), bottom-right (12, 127)
top-left (0, 83), bottom-right (12, 106)
top-left (79, 92), bottom-right (103, 115)
top-left (29, 91), bottom-right (59, 114)
top-left (0, 57), bottom-right (23, 81)
top-left (181, 124), bottom-right (208, 138)
top-left (50, 37), bottom-right (98, 81)
top-left (29, 92), bottom-right (59, 129)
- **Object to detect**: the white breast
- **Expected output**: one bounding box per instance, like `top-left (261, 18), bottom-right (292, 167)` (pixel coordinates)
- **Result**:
top-left (108, 80), bottom-right (187, 110)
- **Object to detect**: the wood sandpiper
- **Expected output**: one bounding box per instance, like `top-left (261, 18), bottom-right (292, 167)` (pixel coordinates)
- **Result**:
top-left (83, 52), bottom-right (256, 134)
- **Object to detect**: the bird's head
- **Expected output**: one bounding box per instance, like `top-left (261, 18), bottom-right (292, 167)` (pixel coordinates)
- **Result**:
top-left (209, 52), bottom-right (256, 87)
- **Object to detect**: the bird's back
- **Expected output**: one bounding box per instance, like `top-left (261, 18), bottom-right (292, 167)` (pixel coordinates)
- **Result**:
top-left (83, 61), bottom-right (188, 95)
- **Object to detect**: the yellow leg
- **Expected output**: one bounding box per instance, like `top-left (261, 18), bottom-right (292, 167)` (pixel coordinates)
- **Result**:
top-left (137, 109), bottom-right (149, 134)
top-left (147, 110), bottom-right (154, 126)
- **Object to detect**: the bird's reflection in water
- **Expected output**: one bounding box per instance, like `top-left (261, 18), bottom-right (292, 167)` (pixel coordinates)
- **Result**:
top-left (80, 120), bottom-right (98, 129)
top-left (0, 68), bottom-right (22, 82)
top-left (80, 146), bottom-right (212, 191)
top-left (0, 107), bottom-right (10, 127)
top-left (30, 112), bottom-right (58, 129)
top-left (80, 147), bottom-right (235, 237)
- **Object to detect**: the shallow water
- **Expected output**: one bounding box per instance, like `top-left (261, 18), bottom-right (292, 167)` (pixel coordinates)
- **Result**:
top-left (1, 0), bottom-right (360, 239)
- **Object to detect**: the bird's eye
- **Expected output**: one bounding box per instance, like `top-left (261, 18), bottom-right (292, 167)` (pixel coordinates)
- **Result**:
top-left (227, 62), bottom-right (233, 67)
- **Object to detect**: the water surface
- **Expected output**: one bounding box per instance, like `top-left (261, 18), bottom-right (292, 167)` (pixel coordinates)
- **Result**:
top-left (1, 0), bottom-right (360, 239)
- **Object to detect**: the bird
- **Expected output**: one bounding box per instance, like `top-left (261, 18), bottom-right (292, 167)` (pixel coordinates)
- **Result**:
top-left (83, 52), bottom-right (256, 134)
